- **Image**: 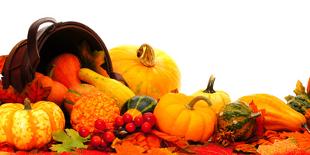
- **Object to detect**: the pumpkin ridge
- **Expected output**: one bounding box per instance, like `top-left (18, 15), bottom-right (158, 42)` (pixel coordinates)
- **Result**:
top-left (37, 102), bottom-right (56, 131)
top-left (195, 110), bottom-right (208, 141)
top-left (6, 109), bottom-right (17, 144)
top-left (26, 110), bottom-right (37, 149)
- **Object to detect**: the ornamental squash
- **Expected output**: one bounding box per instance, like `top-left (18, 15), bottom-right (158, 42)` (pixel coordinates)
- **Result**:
top-left (109, 44), bottom-right (181, 100)
top-left (70, 92), bottom-right (120, 132)
top-left (121, 96), bottom-right (157, 118)
top-left (154, 93), bottom-right (216, 142)
top-left (214, 101), bottom-right (260, 146)
top-left (193, 75), bottom-right (230, 114)
top-left (239, 94), bottom-right (306, 131)
top-left (0, 98), bottom-right (65, 150)
top-left (49, 53), bottom-right (81, 88)
top-left (78, 68), bottom-right (135, 108)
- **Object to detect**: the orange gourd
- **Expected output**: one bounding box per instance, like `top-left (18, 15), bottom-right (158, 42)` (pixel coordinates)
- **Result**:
top-left (0, 98), bottom-right (65, 150)
top-left (154, 93), bottom-right (216, 142)
top-left (49, 53), bottom-right (81, 88)
top-left (35, 73), bottom-right (68, 105)
top-left (70, 92), bottom-right (120, 132)
top-left (64, 84), bottom-right (100, 114)
top-left (109, 44), bottom-right (181, 100)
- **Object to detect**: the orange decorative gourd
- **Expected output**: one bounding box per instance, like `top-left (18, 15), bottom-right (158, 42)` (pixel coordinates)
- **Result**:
top-left (154, 93), bottom-right (217, 142)
top-left (109, 44), bottom-right (181, 100)
top-left (0, 98), bottom-right (65, 150)
top-left (35, 72), bottom-right (68, 105)
top-left (70, 92), bottom-right (120, 132)
top-left (49, 53), bottom-right (81, 88)
top-left (64, 84), bottom-right (100, 114)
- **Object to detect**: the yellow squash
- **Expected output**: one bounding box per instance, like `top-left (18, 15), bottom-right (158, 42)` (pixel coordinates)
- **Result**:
top-left (239, 94), bottom-right (306, 131)
top-left (109, 44), bottom-right (181, 100)
top-left (78, 68), bottom-right (135, 108)
top-left (193, 75), bottom-right (230, 113)
top-left (0, 99), bottom-right (65, 150)
top-left (154, 93), bottom-right (217, 142)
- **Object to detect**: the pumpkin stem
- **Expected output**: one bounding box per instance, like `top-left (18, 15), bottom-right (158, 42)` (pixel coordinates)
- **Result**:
top-left (24, 98), bottom-right (32, 110)
top-left (186, 96), bottom-right (212, 110)
top-left (137, 44), bottom-right (155, 67)
top-left (203, 75), bottom-right (216, 93)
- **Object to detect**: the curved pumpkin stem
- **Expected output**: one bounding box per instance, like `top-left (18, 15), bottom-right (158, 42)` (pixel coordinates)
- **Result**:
top-left (24, 98), bottom-right (32, 110)
top-left (186, 96), bottom-right (212, 110)
top-left (137, 44), bottom-right (155, 67)
top-left (203, 75), bottom-right (216, 93)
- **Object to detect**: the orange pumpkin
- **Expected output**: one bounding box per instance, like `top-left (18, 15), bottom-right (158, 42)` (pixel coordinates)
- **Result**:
top-left (64, 84), bottom-right (100, 114)
top-left (70, 92), bottom-right (120, 132)
top-left (35, 73), bottom-right (68, 105)
top-left (0, 98), bottom-right (65, 150)
top-left (49, 53), bottom-right (81, 88)
top-left (154, 93), bottom-right (217, 142)
top-left (109, 44), bottom-right (181, 100)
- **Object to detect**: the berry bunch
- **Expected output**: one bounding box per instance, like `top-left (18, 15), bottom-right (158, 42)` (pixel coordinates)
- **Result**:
top-left (78, 119), bottom-right (116, 149)
top-left (114, 112), bottom-right (156, 137)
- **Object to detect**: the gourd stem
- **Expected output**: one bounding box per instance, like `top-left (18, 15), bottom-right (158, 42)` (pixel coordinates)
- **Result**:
top-left (304, 124), bottom-right (310, 134)
top-left (250, 112), bottom-right (261, 119)
top-left (137, 44), bottom-right (155, 67)
top-left (24, 98), bottom-right (32, 110)
top-left (203, 75), bottom-right (216, 93)
top-left (186, 96), bottom-right (212, 110)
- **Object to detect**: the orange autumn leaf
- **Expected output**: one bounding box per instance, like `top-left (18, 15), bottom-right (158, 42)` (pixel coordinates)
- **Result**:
top-left (151, 130), bottom-right (189, 149)
top-left (112, 141), bottom-right (146, 155)
top-left (307, 77), bottom-right (310, 96)
top-left (279, 131), bottom-right (310, 149)
top-left (147, 148), bottom-right (177, 155)
top-left (249, 100), bottom-right (265, 137)
top-left (257, 138), bottom-right (298, 155)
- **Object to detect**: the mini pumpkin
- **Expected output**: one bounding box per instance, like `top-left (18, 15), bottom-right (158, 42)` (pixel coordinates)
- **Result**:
top-left (109, 44), bottom-right (181, 100)
top-left (154, 93), bottom-right (216, 142)
top-left (70, 92), bottom-right (120, 132)
top-left (0, 98), bottom-right (65, 150)
top-left (193, 75), bottom-right (230, 113)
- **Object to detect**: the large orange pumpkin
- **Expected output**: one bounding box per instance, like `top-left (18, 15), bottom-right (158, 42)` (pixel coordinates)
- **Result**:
top-left (0, 99), bottom-right (65, 150)
top-left (154, 93), bottom-right (217, 142)
top-left (109, 44), bottom-right (181, 100)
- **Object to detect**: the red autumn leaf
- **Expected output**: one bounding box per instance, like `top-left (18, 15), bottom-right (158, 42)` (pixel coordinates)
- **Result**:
top-left (0, 82), bottom-right (24, 103)
top-left (189, 143), bottom-right (233, 155)
top-left (0, 142), bottom-right (15, 152)
top-left (249, 100), bottom-right (265, 137)
top-left (0, 55), bottom-right (6, 73)
top-left (23, 78), bottom-right (51, 103)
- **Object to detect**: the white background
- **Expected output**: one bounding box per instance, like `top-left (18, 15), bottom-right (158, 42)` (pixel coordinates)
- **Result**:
top-left (0, 0), bottom-right (309, 101)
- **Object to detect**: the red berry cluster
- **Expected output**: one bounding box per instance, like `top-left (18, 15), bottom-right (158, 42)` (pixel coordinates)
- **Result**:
top-left (114, 112), bottom-right (156, 137)
top-left (78, 119), bottom-right (116, 149)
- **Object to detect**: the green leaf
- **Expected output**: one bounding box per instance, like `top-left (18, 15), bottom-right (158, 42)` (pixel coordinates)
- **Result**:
top-left (50, 129), bottom-right (90, 153)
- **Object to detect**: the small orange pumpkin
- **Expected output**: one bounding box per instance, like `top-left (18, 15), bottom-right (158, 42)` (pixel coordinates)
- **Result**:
top-left (154, 93), bottom-right (217, 142)
top-left (109, 44), bottom-right (181, 100)
top-left (0, 98), bottom-right (65, 150)
top-left (49, 53), bottom-right (81, 88)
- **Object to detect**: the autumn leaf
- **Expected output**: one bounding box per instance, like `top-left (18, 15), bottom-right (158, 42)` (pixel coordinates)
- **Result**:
top-left (0, 55), bottom-right (6, 73)
top-left (22, 78), bottom-right (51, 102)
top-left (257, 138), bottom-right (298, 155)
top-left (188, 143), bottom-right (233, 155)
top-left (151, 130), bottom-right (189, 149)
top-left (50, 129), bottom-right (90, 153)
top-left (294, 80), bottom-right (306, 96)
top-left (249, 101), bottom-right (265, 137)
top-left (0, 82), bottom-right (24, 103)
